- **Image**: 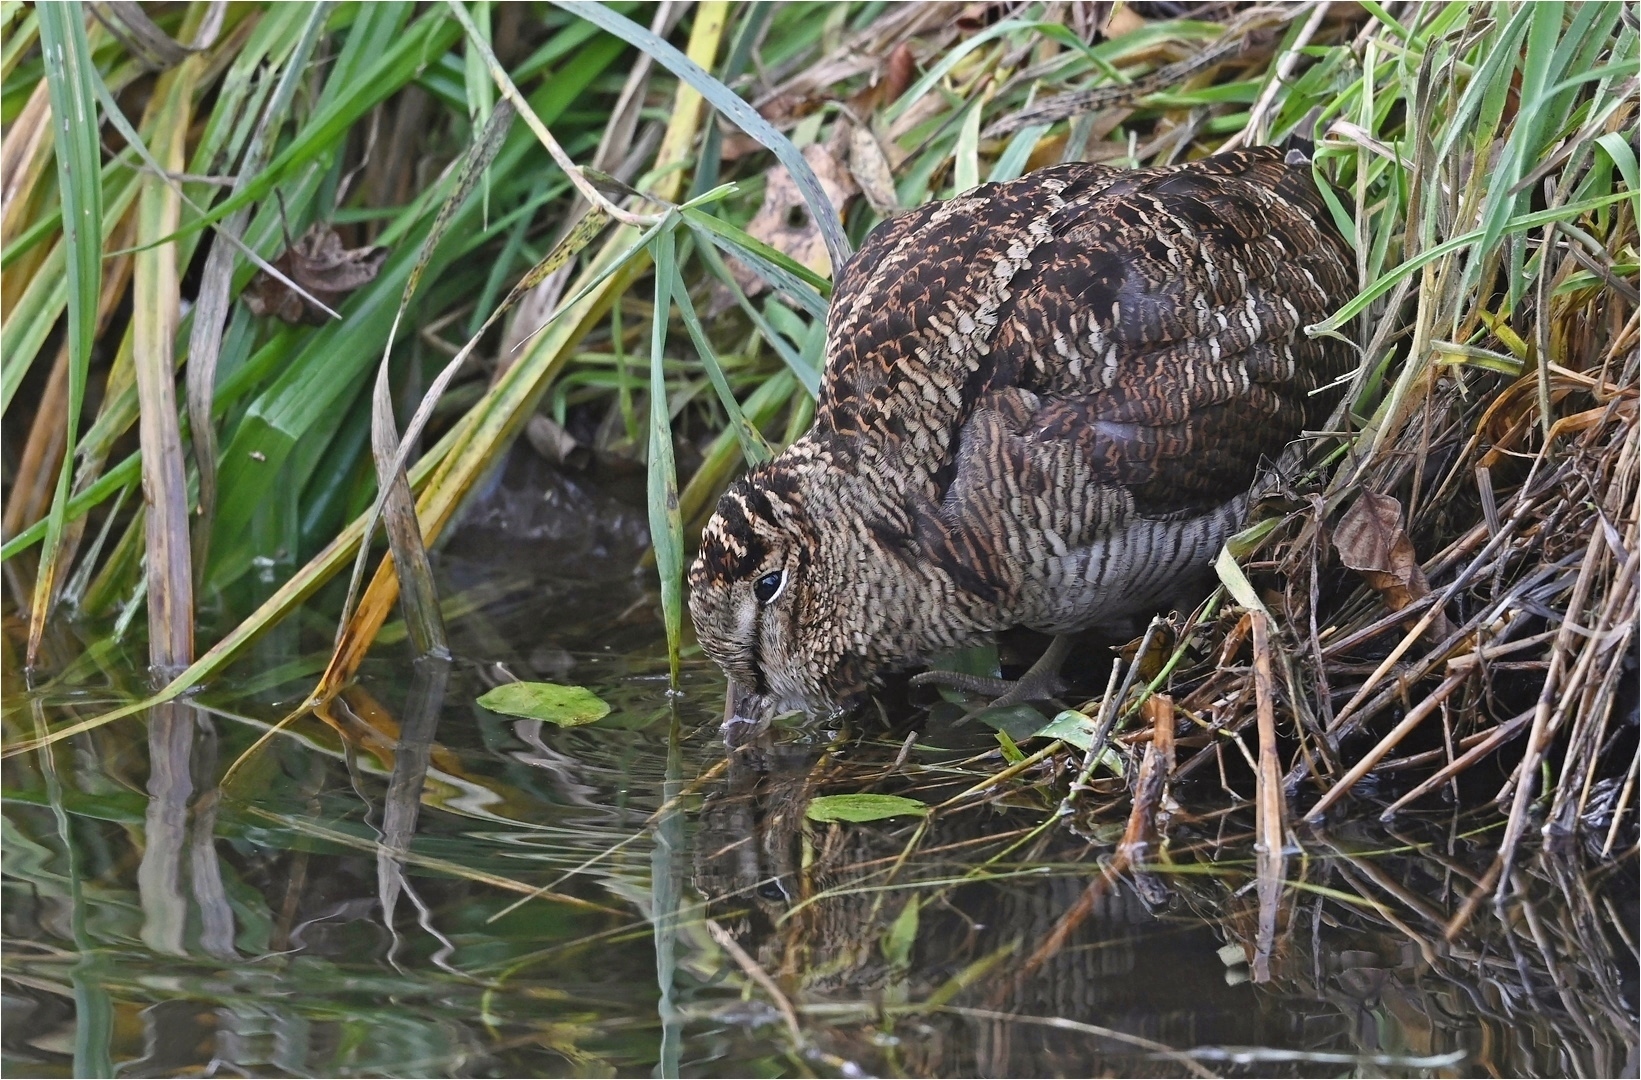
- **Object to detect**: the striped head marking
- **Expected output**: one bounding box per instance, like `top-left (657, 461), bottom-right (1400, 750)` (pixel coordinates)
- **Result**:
top-left (688, 463), bottom-right (828, 721)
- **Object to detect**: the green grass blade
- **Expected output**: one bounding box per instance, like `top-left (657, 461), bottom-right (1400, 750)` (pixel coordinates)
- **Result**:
top-left (1434, 5), bottom-right (1529, 163)
top-left (678, 370), bottom-right (798, 528)
top-left (690, 234), bottom-right (821, 396)
top-left (648, 226), bottom-right (685, 685)
top-left (28, 0), bottom-right (103, 665)
top-left (954, 97), bottom-right (982, 193)
top-left (553, 0), bottom-right (852, 275)
top-left (1595, 130), bottom-right (1639, 218)
top-left (681, 206), bottom-right (830, 315)
top-left (123, 9), bottom-right (463, 252)
top-left (0, 453), bottom-right (139, 560)
top-left (669, 250), bottom-right (773, 468)
top-left (988, 123), bottom-right (1049, 184)
top-left (1311, 190), bottom-right (1630, 334)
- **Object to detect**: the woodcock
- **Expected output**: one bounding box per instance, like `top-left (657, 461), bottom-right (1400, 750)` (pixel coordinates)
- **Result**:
top-left (689, 146), bottom-right (1355, 726)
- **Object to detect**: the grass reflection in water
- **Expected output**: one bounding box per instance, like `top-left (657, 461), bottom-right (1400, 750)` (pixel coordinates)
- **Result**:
top-left (4, 454), bottom-right (1634, 1078)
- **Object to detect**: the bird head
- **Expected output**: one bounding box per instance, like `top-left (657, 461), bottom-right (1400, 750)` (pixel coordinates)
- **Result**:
top-left (688, 455), bottom-right (861, 732)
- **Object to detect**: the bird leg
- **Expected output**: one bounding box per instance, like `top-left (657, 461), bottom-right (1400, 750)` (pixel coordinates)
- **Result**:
top-left (911, 634), bottom-right (1073, 709)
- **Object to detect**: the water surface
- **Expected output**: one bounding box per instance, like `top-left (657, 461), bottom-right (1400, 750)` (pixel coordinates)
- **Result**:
top-left (5, 453), bottom-right (1636, 1078)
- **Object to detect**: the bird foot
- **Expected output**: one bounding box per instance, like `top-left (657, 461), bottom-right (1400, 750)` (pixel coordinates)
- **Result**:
top-left (911, 635), bottom-right (1073, 716)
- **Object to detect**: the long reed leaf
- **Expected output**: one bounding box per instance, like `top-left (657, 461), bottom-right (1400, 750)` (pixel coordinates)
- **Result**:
top-left (129, 41), bottom-right (204, 675)
top-left (669, 251), bottom-right (773, 468)
top-left (357, 100), bottom-right (521, 659)
top-left (26, 1), bottom-right (102, 667)
top-left (553, 0), bottom-right (852, 274)
top-left (648, 226), bottom-right (685, 684)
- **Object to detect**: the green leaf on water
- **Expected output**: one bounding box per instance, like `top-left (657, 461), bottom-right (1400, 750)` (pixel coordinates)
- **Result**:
top-left (976, 703), bottom-right (1051, 741)
top-left (1036, 709), bottom-right (1099, 749)
top-left (476, 682), bottom-right (612, 726)
top-left (806, 794), bottom-right (928, 824)
top-left (1035, 710), bottom-right (1124, 776)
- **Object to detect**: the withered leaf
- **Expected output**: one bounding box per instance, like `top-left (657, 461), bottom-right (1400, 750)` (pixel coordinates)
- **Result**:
top-left (883, 42), bottom-right (917, 105)
top-left (1102, 2), bottom-right (1148, 38)
top-left (243, 223), bottom-right (387, 326)
top-left (524, 414), bottom-right (587, 470)
top-left (1334, 492), bottom-right (1451, 638)
top-left (732, 140), bottom-right (857, 298)
top-left (848, 125), bottom-right (900, 216)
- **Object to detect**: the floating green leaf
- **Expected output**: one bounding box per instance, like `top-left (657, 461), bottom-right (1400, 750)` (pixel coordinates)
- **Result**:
top-left (1035, 709), bottom-right (1099, 750)
top-left (476, 682), bottom-right (612, 726)
top-left (1035, 710), bottom-right (1125, 776)
top-left (806, 794), bottom-right (928, 824)
top-left (976, 704), bottom-right (1051, 741)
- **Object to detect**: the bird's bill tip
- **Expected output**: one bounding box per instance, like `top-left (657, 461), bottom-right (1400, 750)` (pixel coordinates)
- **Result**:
top-left (721, 682), bottom-right (773, 746)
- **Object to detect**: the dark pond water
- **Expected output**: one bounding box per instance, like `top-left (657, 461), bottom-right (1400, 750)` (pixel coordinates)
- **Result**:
top-left (5, 452), bottom-right (1637, 1078)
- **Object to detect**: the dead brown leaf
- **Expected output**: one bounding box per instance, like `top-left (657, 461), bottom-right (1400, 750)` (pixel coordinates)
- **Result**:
top-left (733, 140), bottom-right (857, 298)
top-left (243, 223), bottom-right (387, 325)
top-left (883, 42), bottom-right (918, 104)
top-left (1334, 492), bottom-right (1425, 608)
top-left (1334, 492), bottom-right (1452, 640)
top-left (524, 414), bottom-right (587, 469)
top-left (848, 125), bottom-right (900, 215)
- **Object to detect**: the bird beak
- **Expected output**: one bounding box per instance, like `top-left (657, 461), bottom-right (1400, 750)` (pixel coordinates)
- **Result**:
top-left (721, 681), bottom-right (773, 747)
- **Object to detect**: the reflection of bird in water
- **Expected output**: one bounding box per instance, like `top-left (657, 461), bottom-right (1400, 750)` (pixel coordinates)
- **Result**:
top-left (689, 146), bottom-right (1354, 727)
top-left (689, 738), bottom-right (1262, 1076)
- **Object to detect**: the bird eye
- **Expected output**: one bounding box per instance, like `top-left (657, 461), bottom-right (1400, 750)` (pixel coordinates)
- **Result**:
top-left (753, 570), bottom-right (785, 604)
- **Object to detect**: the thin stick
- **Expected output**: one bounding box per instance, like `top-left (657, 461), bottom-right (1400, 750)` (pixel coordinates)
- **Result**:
top-left (1304, 670), bottom-right (1468, 821)
top-left (1602, 746), bottom-right (1640, 858)
top-left (707, 918), bottom-right (803, 1044)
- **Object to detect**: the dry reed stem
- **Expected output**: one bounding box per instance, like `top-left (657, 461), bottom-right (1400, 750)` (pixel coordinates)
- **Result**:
top-left (1250, 610), bottom-right (1285, 983)
top-left (1303, 670), bottom-right (1469, 820)
top-left (129, 57), bottom-right (200, 676)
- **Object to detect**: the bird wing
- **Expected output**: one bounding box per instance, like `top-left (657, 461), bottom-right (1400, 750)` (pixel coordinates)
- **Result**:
top-left (819, 149), bottom-right (1353, 512)
top-left (984, 147), bottom-right (1357, 516)
top-left (874, 149), bottom-right (1356, 601)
